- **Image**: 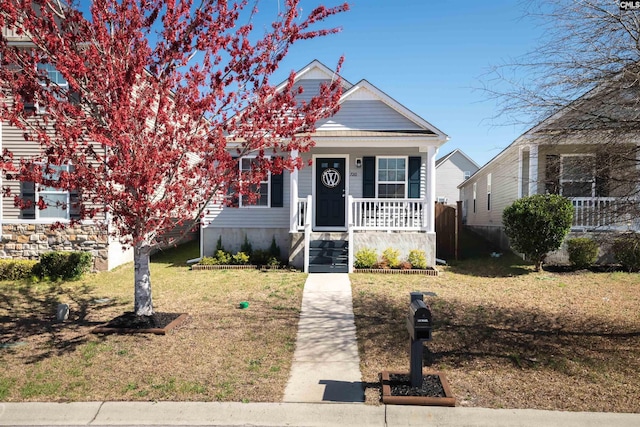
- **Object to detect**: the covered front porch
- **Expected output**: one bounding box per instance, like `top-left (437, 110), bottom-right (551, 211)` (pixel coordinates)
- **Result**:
top-left (286, 146), bottom-right (440, 273)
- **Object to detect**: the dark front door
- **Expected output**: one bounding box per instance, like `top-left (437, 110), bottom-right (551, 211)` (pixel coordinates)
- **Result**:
top-left (316, 158), bottom-right (346, 227)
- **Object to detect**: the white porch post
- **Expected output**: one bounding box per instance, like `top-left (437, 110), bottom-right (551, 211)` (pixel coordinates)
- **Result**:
top-left (424, 146), bottom-right (437, 232)
top-left (289, 149), bottom-right (299, 233)
top-left (528, 144), bottom-right (538, 195)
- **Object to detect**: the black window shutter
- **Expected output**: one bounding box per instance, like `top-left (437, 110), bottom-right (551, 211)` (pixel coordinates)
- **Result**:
top-left (408, 156), bottom-right (421, 198)
top-left (69, 190), bottom-right (81, 219)
top-left (20, 181), bottom-right (36, 219)
top-left (545, 155), bottom-right (560, 195)
top-left (362, 156), bottom-right (375, 198)
top-left (271, 170), bottom-right (284, 207)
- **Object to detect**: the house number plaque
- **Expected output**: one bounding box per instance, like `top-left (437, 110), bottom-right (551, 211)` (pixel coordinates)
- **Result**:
top-left (321, 168), bottom-right (341, 188)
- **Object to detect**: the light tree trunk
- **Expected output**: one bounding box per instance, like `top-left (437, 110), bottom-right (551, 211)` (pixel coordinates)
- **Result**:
top-left (134, 242), bottom-right (153, 316)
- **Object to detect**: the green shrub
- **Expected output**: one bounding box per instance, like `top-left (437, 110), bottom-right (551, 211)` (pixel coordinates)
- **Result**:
top-left (216, 236), bottom-right (224, 252)
top-left (240, 235), bottom-right (253, 256)
top-left (407, 249), bottom-right (428, 269)
top-left (268, 236), bottom-right (280, 259)
top-left (382, 248), bottom-right (401, 269)
top-left (0, 259), bottom-right (38, 280)
top-left (231, 251), bottom-right (250, 265)
top-left (354, 248), bottom-right (378, 268)
top-left (567, 238), bottom-right (598, 270)
top-left (612, 233), bottom-right (640, 272)
top-left (199, 256), bottom-right (218, 265)
top-left (266, 256), bottom-right (281, 268)
top-left (250, 249), bottom-right (270, 265)
top-left (200, 249), bottom-right (232, 265)
top-left (36, 251), bottom-right (92, 280)
top-left (214, 250), bottom-right (231, 265)
top-left (502, 194), bottom-right (573, 271)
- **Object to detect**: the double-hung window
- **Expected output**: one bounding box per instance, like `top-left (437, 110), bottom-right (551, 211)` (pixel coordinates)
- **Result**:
top-left (239, 157), bottom-right (270, 207)
top-left (21, 163), bottom-right (79, 220)
top-left (27, 63), bottom-right (70, 113)
top-left (560, 155), bottom-right (595, 197)
top-left (377, 157), bottom-right (407, 198)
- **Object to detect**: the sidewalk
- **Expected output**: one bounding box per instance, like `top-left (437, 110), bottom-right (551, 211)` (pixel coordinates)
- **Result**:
top-left (2, 401), bottom-right (640, 426)
top-left (283, 273), bottom-right (364, 403)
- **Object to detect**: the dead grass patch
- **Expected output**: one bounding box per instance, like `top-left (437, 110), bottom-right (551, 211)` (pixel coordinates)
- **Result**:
top-left (351, 254), bottom-right (640, 412)
top-left (0, 241), bottom-right (305, 402)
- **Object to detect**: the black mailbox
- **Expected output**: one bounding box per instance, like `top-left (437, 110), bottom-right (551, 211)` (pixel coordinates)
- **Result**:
top-left (407, 299), bottom-right (432, 341)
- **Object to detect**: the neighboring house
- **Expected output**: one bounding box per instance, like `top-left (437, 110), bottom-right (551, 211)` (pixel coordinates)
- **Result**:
top-left (435, 149), bottom-right (479, 206)
top-left (459, 75), bottom-right (640, 263)
top-left (0, 25), bottom-right (196, 271)
top-left (202, 60), bottom-right (450, 272)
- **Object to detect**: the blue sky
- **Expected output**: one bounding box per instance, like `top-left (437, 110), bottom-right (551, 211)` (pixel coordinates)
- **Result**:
top-left (262, 0), bottom-right (544, 166)
top-left (79, 0), bottom-right (544, 166)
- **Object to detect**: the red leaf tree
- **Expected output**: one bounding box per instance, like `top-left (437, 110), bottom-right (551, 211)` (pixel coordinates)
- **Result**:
top-left (0, 0), bottom-right (347, 315)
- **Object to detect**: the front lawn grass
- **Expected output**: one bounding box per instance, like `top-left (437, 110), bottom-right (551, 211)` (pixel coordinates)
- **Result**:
top-left (351, 253), bottom-right (640, 412)
top-left (0, 241), bottom-right (305, 402)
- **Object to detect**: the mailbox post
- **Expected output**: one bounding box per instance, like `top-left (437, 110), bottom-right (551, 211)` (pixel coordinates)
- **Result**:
top-left (407, 291), bottom-right (432, 388)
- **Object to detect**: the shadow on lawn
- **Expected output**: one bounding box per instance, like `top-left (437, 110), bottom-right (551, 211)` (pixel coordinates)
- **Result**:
top-left (354, 292), bottom-right (640, 375)
top-left (151, 239), bottom-right (200, 268)
top-left (0, 280), bottom-right (125, 363)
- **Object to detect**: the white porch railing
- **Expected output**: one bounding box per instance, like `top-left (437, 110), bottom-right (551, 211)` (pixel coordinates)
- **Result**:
top-left (571, 197), bottom-right (638, 230)
top-left (296, 198), bottom-right (307, 231)
top-left (351, 198), bottom-right (424, 230)
top-left (294, 197), bottom-right (426, 231)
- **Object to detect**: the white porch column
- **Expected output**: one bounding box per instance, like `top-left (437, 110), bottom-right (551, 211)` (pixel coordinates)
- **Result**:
top-left (425, 146), bottom-right (438, 232)
top-left (528, 144), bottom-right (538, 196)
top-left (289, 149), bottom-right (299, 233)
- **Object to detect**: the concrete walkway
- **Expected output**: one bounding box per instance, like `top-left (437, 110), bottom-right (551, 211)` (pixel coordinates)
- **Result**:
top-left (283, 273), bottom-right (365, 403)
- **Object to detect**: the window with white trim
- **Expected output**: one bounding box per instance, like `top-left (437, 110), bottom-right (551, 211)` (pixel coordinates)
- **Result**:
top-left (239, 157), bottom-right (270, 207)
top-left (24, 63), bottom-right (71, 113)
top-left (377, 157), bottom-right (407, 198)
top-left (464, 171), bottom-right (471, 180)
top-left (21, 163), bottom-right (79, 220)
top-left (487, 173), bottom-right (492, 210)
top-left (560, 155), bottom-right (595, 197)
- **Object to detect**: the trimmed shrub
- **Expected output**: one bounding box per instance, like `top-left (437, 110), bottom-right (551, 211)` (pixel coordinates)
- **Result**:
top-left (231, 251), bottom-right (250, 265)
top-left (354, 248), bottom-right (378, 268)
top-left (567, 238), bottom-right (598, 270)
top-left (0, 259), bottom-right (38, 280)
top-left (407, 249), bottom-right (428, 269)
top-left (502, 194), bottom-right (573, 271)
top-left (200, 249), bottom-right (232, 265)
top-left (612, 233), bottom-right (640, 272)
top-left (382, 248), bottom-right (401, 269)
top-left (199, 256), bottom-right (218, 265)
top-left (36, 251), bottom-right (92, 280)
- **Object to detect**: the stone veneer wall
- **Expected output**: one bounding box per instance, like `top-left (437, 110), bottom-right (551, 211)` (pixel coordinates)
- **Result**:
top-left (0, 224), bottom-right (109, 271)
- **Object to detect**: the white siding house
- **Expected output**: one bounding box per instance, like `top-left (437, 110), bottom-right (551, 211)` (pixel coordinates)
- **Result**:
top-left (459, 75), bottom-right (640, 264)
top-left (203, 60), bottom-right (450, 272)
top-left (435, 149), bottom-right (479, 205)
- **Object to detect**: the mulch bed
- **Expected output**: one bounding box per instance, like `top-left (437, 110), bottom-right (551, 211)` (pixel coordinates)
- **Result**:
top-left (92, 312), bottom-right (189, 335)
top-left (380, 371), bottom-right (456, 406)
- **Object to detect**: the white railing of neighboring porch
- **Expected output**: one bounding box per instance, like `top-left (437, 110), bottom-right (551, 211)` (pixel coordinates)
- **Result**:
top-left (350, 198), bottom-right (424, 230)
top-left (571, 197), bottom-right (638, 230)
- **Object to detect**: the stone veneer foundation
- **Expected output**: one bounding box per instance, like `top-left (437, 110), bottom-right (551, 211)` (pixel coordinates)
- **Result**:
top-left (0, 223), bottom-right (110, 271)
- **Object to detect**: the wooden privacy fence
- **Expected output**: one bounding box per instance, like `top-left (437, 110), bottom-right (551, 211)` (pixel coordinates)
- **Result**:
top-left (435, 201), bottom-right (461, 261)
